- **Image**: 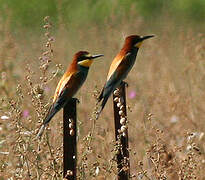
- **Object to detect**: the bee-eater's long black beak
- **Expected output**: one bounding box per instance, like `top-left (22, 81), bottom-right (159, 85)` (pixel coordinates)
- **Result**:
top-left (90, 54), bottom-right (104, 59)
top-left (141, 35), bottom-right (155, 41)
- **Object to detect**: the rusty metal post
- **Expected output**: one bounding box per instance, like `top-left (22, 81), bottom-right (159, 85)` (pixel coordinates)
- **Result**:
top-left (63, 98), bottom-right (77, 179)
top-left (113, 81), bottom-right (130, 180)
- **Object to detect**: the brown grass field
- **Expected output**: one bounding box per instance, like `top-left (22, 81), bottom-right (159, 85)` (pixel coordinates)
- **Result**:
top-left (0, 16), bottom-right (205, 179)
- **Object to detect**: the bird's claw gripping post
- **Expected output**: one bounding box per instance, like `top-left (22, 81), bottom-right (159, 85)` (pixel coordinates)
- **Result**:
top-left (73, 98), bottom-right (80, 104)
top-left (123, 81), bottom-right (129, 88)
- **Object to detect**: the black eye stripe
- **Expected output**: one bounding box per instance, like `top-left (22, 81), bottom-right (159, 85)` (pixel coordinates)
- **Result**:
top-left (78, 56), bottom-right (90, 61)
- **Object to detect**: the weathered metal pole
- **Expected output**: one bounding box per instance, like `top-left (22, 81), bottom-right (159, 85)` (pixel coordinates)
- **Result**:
top-left (113, 81), bottom-right (130, 180)
top-left (63, 98), bottom-right (77, 179)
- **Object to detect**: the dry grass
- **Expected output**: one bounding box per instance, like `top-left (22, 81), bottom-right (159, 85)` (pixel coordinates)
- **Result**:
top-left (0, 16), bottom-right (205, 179)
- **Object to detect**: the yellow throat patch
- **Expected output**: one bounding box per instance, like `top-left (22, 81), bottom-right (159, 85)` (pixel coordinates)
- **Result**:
top-left (135, 41), bottom-right (143, 48)
top-left (78, 59), bottom-right (93, 67)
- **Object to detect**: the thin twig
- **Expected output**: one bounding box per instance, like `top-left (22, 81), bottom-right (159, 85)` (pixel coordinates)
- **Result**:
top-left (45, 132), bottom-right (58, 179)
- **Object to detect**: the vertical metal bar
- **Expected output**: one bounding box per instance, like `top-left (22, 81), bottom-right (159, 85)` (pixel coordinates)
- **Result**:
top-left (113, 81), bottom-right (130, 180)
top-left (63, 98), bottom-right (77, 180)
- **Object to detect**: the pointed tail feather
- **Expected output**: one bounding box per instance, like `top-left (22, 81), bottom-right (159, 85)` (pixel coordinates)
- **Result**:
top-left (100, 95), bottom-right (109, 113)
top-left (97, 87), bottom-right (104, 104)
top-left (36, 104), bottom-right (61, 138)
top-left (95, 106), bottom-right (102, 120)
top-left (96, 84), bottom-right (118, 119)
top-left (96, 95), bottom-right (109, 120)
top-left (36, 124), bottom-right (46, 138)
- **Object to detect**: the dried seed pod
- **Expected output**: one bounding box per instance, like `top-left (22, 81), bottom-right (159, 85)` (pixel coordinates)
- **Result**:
top-left (44, 16), bottom-right (50, 22)
top-left (114, 89), bottom-right (120, 96)
top-left (120, 117), bottom-right (126, 125)
top-left (42, 64), bottom-right (48, 71)
top-left (114, 97), bottom-right (119, 102)
top-left (48, 37), bottom-right (55, 42)
top-left (66, 170), bottom-right (73, 176)
top-left (119, 110), bottom-right (124, 116)
top-left (45, 32), bottom-right (50, 37)
top-left (46, 42), bottom-right (50, 47)
top-left (121, 125), bottom-right (127, 132)
top-left (43, 24), bottom-right (50, 29)
top-left (43, 77), bottom-right (48, 82)
top-left (120, 105), bottom-right (124, 110)
top-left (116, 149), bottom-right (120, 155)
top-left (148, 113), bottom-right (152, 116)
top-left (122, 132), bottom-right (126, 137)
top-left (69, 122), bottom-right (74, 129)
top-left (118, 129), bottom-right (122, 133)
top-left (43, 51), bottom-right (49, 56)
top-left (37, 94), bottom-right (43, 99)
top-left (69, 129), bottom-right (75, 136)
top-left (117, 102), bottom-right (122, 107)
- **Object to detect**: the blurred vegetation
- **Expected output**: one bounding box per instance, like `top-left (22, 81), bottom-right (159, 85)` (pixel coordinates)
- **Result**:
top-left (0, 1), bottom-right (205, 179)
top-left (0, 0), bottom-right (204, 34)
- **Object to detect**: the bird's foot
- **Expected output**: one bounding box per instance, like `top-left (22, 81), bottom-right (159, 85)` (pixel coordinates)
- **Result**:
top-left (123, 81), bottom-right (129, 87)
top-left (73, 98), bottom-right (80, 104)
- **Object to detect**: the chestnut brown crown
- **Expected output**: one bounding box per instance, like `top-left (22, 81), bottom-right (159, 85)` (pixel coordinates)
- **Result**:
top-left (124, 35), bottom-right (154, 48)
top-left (74, 51), bottom-right (103, 62)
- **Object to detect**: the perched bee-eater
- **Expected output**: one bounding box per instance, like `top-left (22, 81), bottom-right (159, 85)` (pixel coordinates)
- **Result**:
top-left (97, 35), bottom-right (154, 118)
top-left (37, 51), bottom-right (103, 137)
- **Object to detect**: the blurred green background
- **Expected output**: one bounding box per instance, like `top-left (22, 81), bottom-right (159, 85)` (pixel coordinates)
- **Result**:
top-left (0, 0), bottom-right (204, 34)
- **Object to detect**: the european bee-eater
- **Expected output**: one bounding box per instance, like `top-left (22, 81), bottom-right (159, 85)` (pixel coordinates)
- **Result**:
top-left (97, 35), bottom-right (154, 118)
top-left (37, 51), bottom-right (103, 137)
